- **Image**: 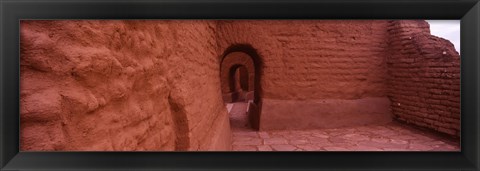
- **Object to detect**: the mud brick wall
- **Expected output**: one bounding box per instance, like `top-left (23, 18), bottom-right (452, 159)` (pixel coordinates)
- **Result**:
top-left (217, 20), bottom-right (391, 100)
top-left (20, 20), bottom-right (231, 151)
top-left (386, 20), bottom-right (461, 136)
top-left (216, 20), bottom-right (393, 130)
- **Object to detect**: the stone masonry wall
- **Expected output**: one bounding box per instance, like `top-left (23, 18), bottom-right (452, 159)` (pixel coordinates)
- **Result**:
top-left (386, 20), bottom-right (461, 136)
top-left (20, 20), bottom-right (231, 151)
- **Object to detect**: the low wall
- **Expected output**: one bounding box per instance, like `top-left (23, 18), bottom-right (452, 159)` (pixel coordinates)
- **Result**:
top-left (259, 97), bottom-right (392, 130)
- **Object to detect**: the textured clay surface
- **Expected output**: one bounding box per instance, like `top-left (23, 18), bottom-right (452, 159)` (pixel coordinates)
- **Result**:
top-left (20, 20), bottom-right (459, 151)
top-left (20, 20), bottom-right (231, 151)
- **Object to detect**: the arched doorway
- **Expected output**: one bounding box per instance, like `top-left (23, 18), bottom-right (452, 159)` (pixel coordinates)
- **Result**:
top-left (220, 51), bottom-right (260, 130)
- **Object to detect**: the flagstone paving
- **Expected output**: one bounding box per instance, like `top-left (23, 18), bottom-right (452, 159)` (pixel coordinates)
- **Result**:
top-left (227, 102), bottom-right (460, 151)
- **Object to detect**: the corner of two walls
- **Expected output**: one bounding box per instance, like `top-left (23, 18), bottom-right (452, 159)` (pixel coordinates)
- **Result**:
top-left (386, 20), bottom-right (461, 137)
top-left (20, 20), bottom-right (232, 151)
top-left (218, 20), bottom-right (460, 135)
top-left (165, 21), bottom-right (232, 151)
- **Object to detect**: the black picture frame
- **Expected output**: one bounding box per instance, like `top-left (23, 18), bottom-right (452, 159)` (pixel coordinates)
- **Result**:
top-left (1, 0), bottom-right (479, 170)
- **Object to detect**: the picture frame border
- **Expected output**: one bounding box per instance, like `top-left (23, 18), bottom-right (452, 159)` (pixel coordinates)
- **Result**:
top-left (1, 0), bottom-right (479, 170)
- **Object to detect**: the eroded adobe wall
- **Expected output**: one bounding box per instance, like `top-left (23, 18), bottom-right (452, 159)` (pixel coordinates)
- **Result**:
top-left (216, 20), bottom-right (393, 130)
top-left (386, 21), bottom-right (460, 136)
top-left (20, 20), bottom-right (231, 151)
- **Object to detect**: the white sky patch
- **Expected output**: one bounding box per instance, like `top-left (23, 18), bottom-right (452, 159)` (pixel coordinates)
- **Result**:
top-left (425, 20), bottom-right (460, 54)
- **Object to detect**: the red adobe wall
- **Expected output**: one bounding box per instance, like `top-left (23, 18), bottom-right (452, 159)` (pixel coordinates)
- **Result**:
top-left (20, 20), bottom-right (232, 151)
top-left (216, 20), bottom-right (393, 130)
top-left (386, 20), bottom-right (461, 136)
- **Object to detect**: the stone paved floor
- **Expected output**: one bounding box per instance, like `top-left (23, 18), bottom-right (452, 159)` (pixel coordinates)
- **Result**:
top-left (227, 102), bottom-right (460, 151)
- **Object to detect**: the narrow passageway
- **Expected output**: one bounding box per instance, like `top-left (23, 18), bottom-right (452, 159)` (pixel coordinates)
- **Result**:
top-left (226, 105), bottom-right (460, 151)
top-left (227, 102), bottom-right (251, 131)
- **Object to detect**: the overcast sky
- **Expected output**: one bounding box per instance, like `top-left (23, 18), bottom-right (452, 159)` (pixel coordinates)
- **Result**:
top-left (425, 20), bottom-right (460, 54)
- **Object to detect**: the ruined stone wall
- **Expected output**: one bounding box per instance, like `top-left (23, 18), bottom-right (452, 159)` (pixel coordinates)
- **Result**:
top-left (20, 20), bottom-right (231, 151)
top-left (216, 20), bottom-right (393, 130)
top-left (386, 20), bottom-right (460, 136)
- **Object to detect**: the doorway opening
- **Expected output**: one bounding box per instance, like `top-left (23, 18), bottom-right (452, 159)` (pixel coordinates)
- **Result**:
top-left (220, 48), bottom-right (261, 131)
